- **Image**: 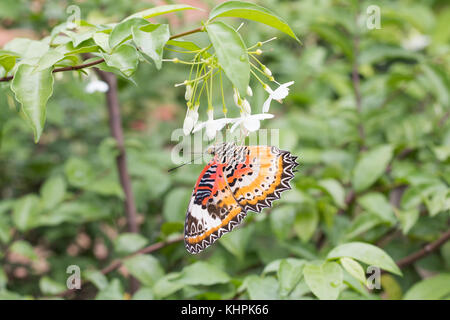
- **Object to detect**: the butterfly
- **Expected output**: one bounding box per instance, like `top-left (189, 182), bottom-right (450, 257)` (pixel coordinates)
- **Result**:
top-left (184, 142), bottom-right (299, 254)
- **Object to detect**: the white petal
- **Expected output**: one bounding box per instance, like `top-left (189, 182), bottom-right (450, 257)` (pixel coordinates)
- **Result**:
top-left (192, 121), bottom-right (207, 133)
top-left (230, 119), bottom-right (243, 133)
top-left (262, 97), bottom-right (272, 113)
top-left (252, 113), bottom-right (274, 121)
top-left (264, 85), bottom-right (274, 95)
top-left (183, 117), bottom-right (194, 135)
top-left (271, 81), bottom-right (294, 100)
top-left (243, 118), bottom-right (260, 132)
top-left (86, 80), bottom-right (109, 93)
top-left (206, 125), bottom-right (217, 140)
top-left (215, 118), bottom-right (231, 131)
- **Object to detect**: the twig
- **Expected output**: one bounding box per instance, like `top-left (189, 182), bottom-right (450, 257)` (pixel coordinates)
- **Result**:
top-left (94, 69), bottom-right (140, 293)
top-left (438, 111), bottom-right (449, 127)
top-left (396, 229), bottom-right (450, 269)
top-left (0, 27), bottom-right (204, 82)
top-left (56, 235), bottom-right (184, 298)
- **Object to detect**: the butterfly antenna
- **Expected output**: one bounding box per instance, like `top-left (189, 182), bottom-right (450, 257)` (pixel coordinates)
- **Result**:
top-left (168, 154), bottom-right (205, 172)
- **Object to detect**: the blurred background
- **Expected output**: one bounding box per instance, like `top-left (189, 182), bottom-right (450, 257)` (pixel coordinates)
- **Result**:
top-left (0, 0), bottom-right (449, 300)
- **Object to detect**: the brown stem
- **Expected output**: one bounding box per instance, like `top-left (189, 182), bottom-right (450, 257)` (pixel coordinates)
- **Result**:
top-left (95, 70), bottom-right (139, 234)
top-left (94, 69), bottom-right (140, 293)
top-left (169, 26), bottom-right (204, 40)
top-left (0, 26), bottom-right (204, 82)
top-left (55, 235), bottom-right (183, 298)
top-left (396, 229), bottom-right (450, 269)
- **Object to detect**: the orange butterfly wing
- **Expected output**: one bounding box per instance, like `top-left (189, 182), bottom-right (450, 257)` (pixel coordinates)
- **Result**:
top-left (184, 144), bottom-right (298, 254)
top-left (184, 158), bottom-right (246, 254)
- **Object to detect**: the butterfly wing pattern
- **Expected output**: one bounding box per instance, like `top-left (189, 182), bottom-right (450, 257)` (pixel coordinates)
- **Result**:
top-left (184, 143), bottom-right (298, 254)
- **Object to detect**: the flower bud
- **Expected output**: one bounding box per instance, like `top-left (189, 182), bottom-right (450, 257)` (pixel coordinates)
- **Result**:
top-left (184, 84), bottom-right (192, 101)
top-left (242, 99), bottom-right (251, 114)
top-left (246, 86), bottom-right (253, 97)
top-left (183, 104), bottom-right (200, 135)
top-left (255, 49), bottom-right (262, 55)
top-left (233, 87), bottom-right (240, 107)
top-left (263, 65), bottom-right (272, 76)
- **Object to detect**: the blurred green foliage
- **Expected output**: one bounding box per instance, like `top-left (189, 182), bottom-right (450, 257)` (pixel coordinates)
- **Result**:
top-left (0, 0), bottom-right (449, 300)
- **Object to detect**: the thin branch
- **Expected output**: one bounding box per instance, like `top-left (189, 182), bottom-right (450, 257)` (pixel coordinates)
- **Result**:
top-left (56, 235), bottom-right (183, 298)
top-left (95, 70), bottom-right (139, 235)
top-left (0, 26), bottom-right (204, 82)
top-left (396, 229), bottom-right (450, 269)
top-left (94, 69), bottom-right (140, 293)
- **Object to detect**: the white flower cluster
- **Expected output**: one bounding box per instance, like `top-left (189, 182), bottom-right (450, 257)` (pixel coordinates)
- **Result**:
top-left (183, 81), bottom-right (294, 140)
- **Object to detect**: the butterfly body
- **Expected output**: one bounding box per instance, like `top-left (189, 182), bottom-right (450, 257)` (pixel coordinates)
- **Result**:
top-left (184, 143), bottom-right (298, 254)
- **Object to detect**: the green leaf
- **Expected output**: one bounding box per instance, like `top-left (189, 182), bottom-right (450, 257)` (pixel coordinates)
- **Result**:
top-left (0, 50), bottom-right (19, 73)
top-left (11, 64), bottom-right (54, 142)
top-left (358, 192), bottom-right (396, 224)
top-left (0, 267), bottom-right (7, 290)
top-left (0, 202), bottom-right (13, 244)
top-left (340, 257), bottom-right (366, 284)
top-left (345, 213), bottom-right (383, 239)
top-left (424, 188), bottom-right (449, 217)
top-left (209, 1), bottom-right (300, 42)
top-left (352, 145), bottom-right (393, 192)
top-left (153, 273), bottom-right (184, 298)
top-left (102, 44), bottom-right (139, 77)
top-left (206, 21), bottom-right (250, 96)
top-left (303, 261), bottom-right (343, 300)
top-left (10, 240), bottom-right (38, 261)
top-left (278, 260), bottom-right (304, 297)
top-left (179, 262), bottom-right (230, 286)
top-left (381, 274), bottom-right (403, 300)
top-left (114, 233), bottom-right (148, 254)
top-left (219, 225), bottom-right (253, 260)
top-left (166, 40), bottom-right (201, 51)
top-left (163, 187), bottom-right (191, 222)
top-left (132, 24), bottom-right (170, 70)
top-left (246, 275), bottom-right (280, 300)
top-left (318, 179), bottom-right (346, 208)
top-left (132, 287), bottom-right (154, 300)
top-left (66, 28), bottom-right (96, 48)
top-left (123, 254), bottom-right (164, 287)
top-left (96, 278), bottom-right (123, 300)
top-left (39, 276), bottom-right (65, 295)
top-left (84, 270), bottom-right (108, 291)
top-left (12, 195), bottom-right (41, 231)
top-left (270, 205), bottom-right (296, 240)
top-left (327, 242), bottom-right (402, 276)
top-left (4, 38), bottom-right (49, 64)
top-left (125, 4), bottom-right (201, 21)
top-left (263, 258), bottom-right (306, 275)
top-left (109, 18), bottom-right (149, 49)
top-left (310, 24), bottom-right (353, 60)
top-left (396, 208), bottom-right (420, 234)
top-left (161, 221), bottom-right (184, 237)
top-left (35, 50), bottom-right (65, 71)
top-left (40, 175), bottom-right (66, 210)
top-left (420, 64), bottom-right (449, 108)
top-left (293, 201), bottom-right (318, 242)
top-left (93, 32), bottom-right (111, 53)
top-left (404, 274), bottom-right (450, 300)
